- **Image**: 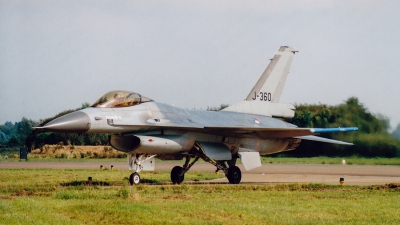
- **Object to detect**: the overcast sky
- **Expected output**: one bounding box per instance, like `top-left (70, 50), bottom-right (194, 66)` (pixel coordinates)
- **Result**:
top-left (1, 1), bottom-right (399, 129)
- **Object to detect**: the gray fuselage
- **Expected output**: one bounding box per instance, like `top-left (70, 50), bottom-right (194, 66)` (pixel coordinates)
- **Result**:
top-left (76, 102), bottom-right (299, 156)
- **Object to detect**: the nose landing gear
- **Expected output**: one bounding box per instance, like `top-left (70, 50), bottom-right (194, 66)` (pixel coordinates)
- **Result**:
top-left (128, 153), bottom-right (156, 185)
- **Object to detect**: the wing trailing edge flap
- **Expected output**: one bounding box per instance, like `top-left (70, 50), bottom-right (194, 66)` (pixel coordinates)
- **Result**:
top-left (196, 142), bottom-right (232, 160)
top-left (295, 135), bottom-right (354, 145)
top-left (238, 152), bottom-right (262, 171)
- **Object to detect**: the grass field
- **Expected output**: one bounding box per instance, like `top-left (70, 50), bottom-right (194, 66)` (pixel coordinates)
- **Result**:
top-left (1, 169), bottom-right (400, 224)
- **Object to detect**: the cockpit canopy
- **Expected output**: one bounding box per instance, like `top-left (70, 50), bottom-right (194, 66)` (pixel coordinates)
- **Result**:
top-left (91, 91), bottom-right (153, 108)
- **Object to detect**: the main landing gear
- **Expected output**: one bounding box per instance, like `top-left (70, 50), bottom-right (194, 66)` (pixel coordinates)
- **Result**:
top-left (169, 142), bottom-right (242, 185)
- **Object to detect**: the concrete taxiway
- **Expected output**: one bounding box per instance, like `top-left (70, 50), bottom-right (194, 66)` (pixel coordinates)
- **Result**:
top-left (1, 162), bottom-right (399, 186)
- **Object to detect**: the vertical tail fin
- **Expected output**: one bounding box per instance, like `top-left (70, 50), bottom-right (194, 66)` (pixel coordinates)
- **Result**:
top-left (246, 46), bottom-right (298, 103)
top-left (222, 46), bottom-right (298, 118)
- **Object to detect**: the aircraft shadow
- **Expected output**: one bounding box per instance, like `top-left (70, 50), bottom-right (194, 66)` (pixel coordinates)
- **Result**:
top-left (60, 179), bottom-right (163, 186)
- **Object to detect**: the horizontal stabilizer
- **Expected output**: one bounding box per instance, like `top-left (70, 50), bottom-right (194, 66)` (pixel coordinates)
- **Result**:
top-left (295, 135), bottom-right (354, 145)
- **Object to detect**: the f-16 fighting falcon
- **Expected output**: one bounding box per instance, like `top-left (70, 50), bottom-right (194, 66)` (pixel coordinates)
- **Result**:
top-left (36, 46), bottom-right (358, 185)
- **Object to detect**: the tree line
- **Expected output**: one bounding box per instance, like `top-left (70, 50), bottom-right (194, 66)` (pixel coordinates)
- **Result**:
top-left (1, 97), bottom-right (400, 157)
top-left (0, 103), bottom-right (109, 151)
top-left (282, 97), bottom-right (400, 157)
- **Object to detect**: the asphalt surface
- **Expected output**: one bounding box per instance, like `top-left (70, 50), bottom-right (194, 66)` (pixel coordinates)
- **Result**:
top-left (1, 162), bottom-right (400, 186)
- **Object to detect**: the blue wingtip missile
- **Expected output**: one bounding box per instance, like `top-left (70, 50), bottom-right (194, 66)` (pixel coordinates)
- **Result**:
top-left (310, 127), bottom-right (358, 133)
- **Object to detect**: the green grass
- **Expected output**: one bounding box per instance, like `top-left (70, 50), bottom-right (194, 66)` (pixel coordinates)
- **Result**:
top-left (1, 169), bottom-right (400, 224)
top-left (0, 169), bottom-right (224, 192)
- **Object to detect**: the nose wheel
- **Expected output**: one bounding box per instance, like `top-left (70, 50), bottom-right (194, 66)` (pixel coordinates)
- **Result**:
top-left (129, 172), bottom-right (141, 185)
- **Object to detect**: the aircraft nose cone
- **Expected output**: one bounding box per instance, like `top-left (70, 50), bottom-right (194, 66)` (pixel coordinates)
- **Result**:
top-left (42, 111), bottom-right (91, 133)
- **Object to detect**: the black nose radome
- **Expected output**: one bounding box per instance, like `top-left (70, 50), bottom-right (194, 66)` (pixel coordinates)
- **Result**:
top-left (42, 111), bottom-right (91, 133)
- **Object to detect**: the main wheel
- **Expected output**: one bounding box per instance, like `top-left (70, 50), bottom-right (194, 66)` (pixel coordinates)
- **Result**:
top-left (129, 172), bottom-right (141, 185)
top-left (171, 166), bottom-right (185, 184)
top-left (227, 166), bottom-right (241, 184)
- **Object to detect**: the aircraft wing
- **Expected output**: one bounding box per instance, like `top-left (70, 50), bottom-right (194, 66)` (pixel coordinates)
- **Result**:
top-left (113, 120), bottom-right (357, 145)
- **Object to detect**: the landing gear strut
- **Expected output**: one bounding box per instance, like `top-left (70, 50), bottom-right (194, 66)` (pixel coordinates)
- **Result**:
top-left (128, 153), bottom-right (156, 185)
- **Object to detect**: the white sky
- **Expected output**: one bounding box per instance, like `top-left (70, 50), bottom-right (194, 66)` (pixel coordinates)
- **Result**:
top-left (1, 1), bottom-right (399, 129)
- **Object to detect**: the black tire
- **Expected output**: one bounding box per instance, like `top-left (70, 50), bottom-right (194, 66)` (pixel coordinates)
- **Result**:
top-left (129, 172), bottom-right (141, 185)
top-left (171, 166), bottom-right (185, 184)
top-left (227, 166), bottom-right (241, 184)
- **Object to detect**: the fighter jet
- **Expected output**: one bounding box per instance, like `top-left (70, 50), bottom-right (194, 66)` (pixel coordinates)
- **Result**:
top-left (36, 46), bottom-right (358, 185)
